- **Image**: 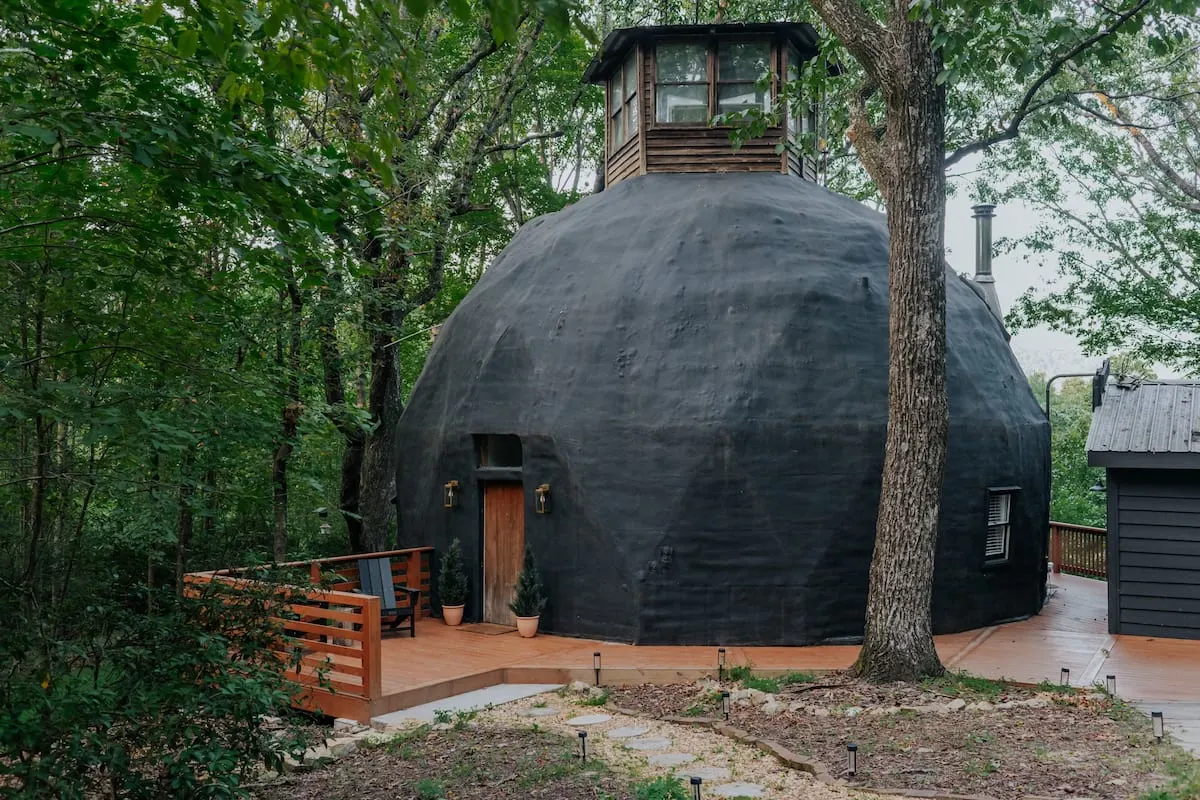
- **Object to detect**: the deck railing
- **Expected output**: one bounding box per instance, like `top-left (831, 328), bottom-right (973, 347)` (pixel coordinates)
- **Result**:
top-left (1049, 521), bottom-right (1107, 579)
top-left (183, 546), bottom-right (433, 719)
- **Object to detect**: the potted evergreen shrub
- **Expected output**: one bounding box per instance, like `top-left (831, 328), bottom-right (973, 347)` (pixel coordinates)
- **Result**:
top-left (509, 546), bottom-right (547, 638)
top-left (438, 538), bottom-right (467, 626)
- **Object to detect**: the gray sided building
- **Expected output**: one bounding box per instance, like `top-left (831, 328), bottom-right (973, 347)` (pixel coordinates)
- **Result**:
top-left (1088, 380), bottom-right (1200, 640)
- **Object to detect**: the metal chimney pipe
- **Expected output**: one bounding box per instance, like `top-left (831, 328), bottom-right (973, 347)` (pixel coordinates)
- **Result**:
top-left (970, 203), bottom-right (1002, 319)
top-left (972, 203), bottom-right (996, 278)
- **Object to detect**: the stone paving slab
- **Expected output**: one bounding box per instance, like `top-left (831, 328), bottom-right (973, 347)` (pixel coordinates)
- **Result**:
top-left (371, 684), bottom-right (562, 726)
top-left (606, 726), bottom-right (651, 739)
top-left (625, 736), bottom-right (672, 751)
top-left (566, 713), bottom-right (613, 726)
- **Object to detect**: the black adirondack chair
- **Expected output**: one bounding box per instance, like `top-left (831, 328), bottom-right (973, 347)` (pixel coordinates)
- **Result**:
top-left (357, 557), bottom-right (421, 638)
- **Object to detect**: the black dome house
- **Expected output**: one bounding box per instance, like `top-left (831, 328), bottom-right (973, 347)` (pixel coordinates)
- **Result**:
top-left (396, 22), bottom-right (1050, 645)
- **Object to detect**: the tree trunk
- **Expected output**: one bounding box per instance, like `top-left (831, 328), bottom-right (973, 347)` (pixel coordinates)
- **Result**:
top-left (358, 328), bottom-right (402, 552)
top-left (852, 11), bottom-right (948, 682)
top-left (175, 451), bottom-right (194, 592)
top-left (316, 272), bottom-right (367, 552)
top-left (272, 280), bottom-right (303, 562)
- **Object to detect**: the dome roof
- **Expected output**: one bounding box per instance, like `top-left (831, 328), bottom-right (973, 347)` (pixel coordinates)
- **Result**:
top-left (397, 173), bottom-right (1049, 645)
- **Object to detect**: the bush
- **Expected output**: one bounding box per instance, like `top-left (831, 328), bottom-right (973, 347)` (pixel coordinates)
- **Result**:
top-left (508, 546), bottom-right (547, 618)
top-left (438, 538), bottom-right (467, 606)
top-left (634, 776), bottom-right (690, 800)
top-left (0, 582), bottom-right (315, 798)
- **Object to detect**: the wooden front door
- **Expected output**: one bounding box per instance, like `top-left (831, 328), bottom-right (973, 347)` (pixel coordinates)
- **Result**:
top-left (483, 483), bottom-right (525, 625)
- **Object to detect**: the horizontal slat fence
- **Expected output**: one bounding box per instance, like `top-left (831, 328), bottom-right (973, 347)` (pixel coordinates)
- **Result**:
top-left (1049, 522), bottom-right (1107, 579)
top-left (184, 546), bottom-right (433, 717)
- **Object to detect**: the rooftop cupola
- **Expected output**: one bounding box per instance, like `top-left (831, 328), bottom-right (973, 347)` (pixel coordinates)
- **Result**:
top-left (583, 22), bottom-right (823, 186)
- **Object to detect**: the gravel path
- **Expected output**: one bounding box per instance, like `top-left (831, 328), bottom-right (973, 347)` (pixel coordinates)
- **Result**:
top-left (474, 691), bottom-right (861, 800)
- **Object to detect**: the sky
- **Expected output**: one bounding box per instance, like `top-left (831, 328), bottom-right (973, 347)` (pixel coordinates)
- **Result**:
top-left (942, 177), bottom-right (1184, 381)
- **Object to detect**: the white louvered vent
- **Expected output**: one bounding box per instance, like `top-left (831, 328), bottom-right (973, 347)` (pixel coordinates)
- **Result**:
top-left (985, 491), bottom-right (1013, 561)
top-left (987, 493), bottom-right (1011, 527)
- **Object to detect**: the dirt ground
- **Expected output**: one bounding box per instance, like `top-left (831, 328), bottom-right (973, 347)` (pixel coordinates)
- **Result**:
top-left (252, 725), bottom-right (640, 800)
top-left (610, 672), bottom-right (1198, 800)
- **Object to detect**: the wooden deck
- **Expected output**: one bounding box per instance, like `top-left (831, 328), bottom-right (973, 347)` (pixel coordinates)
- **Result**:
top-left (364, 573), bottom-right (1200, 722)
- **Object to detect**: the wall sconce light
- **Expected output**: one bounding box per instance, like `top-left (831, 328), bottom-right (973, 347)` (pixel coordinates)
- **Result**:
top-left (717, 647), bottom-right (726, 680)
top-left (847, 742), bottom-right (858, 776)
top-left (721, 690), bottom-right (730, 720)
top-left (443, 480), bottom-right (460, 509)
top-left (1106, 674), bottom-right (1116, 694)
top-left (593, 651), bottom-right (602, 686)
top-left (1090, 479), bottom-right (1106, 492)
top-left (1060, 667), bottom-right (1070, 686)
top-left (1152, 711), bottom-right (1164, 742)
top-left (578, 730), bottom-right (588, 761)
top-left (690, 776), bottom-right (702, 800)
top-left (535, 483), bottom-right (551, 514)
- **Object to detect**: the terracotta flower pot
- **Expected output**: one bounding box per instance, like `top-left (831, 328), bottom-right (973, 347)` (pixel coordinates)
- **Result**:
top-left (515, 615), bottom-right (540, 638)
top-left (442, 604), bottom-right (465, 626)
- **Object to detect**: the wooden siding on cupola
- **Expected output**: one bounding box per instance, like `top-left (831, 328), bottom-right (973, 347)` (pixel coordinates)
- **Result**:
top-left (585, 23), bottom-right (823, 186)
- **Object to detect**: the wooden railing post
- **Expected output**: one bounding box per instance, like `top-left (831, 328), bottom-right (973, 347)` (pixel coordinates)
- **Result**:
top-left (310, 562), bottom-right (321, 584)
top-left (1050, 524), bottom-right (1062, 573)
top-left (362, 594), bottom-right (382, 700)
top-left (407, 550), bottom-right (424, 617)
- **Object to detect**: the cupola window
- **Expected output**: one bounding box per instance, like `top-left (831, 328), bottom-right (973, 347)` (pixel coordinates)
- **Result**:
top-left (609, 52), bottom-right (639, 149)
top-left (716, 41), bottom-right (771, 114)
top-left (655, 42), bottom-right (709, 123)
top-left (655, 40), bottom-right (772, 124)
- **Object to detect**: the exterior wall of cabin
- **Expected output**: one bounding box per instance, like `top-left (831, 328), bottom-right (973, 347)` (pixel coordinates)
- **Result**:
top-left (1107, 468), bottom-right (1200, 640)
top-left (603, 36), bottom-right (821, 182)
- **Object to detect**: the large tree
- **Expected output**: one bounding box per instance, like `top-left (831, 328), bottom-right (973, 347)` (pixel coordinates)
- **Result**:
top-left (803, 0), bottom-right (1189, 680)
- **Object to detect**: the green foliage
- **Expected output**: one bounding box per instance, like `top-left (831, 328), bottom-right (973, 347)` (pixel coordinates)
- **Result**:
top-left (0, 584), bottom-right (314, 798)
top-left (581, 688), bottom-right (610, 706)
top-left (921, 671), bottom-right (1007, 699)
top-left (415, 778), bottom-right (447, 800)
top-left (1029, 374), bottom-right (1107, 528)
top-left (509, 545), bottom-right (547, 618)
top-left (1138, 754), bottom-right (1200, 800)
top-left (725, 666), bottom-right (813, 694)
top-left (438, 537), bottom-right (468, 606)
top-left (634, 776), bottom-right (691, 800)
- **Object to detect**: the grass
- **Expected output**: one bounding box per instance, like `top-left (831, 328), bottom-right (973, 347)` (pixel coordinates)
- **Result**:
top-left (370, 723), bottom-right (432, 759)
top-left (726, 665), bottom-right (816, 694)
top-left (1139, 754), bottom-right (1200, 800)
top-left (920, 670), bottom-right (1008, 699)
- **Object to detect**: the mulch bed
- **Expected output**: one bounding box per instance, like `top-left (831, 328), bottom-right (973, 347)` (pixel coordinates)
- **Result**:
top-left (252, 725), bottom-right (636, 800)
top-left (611, 673), bottom-right (1187, 800)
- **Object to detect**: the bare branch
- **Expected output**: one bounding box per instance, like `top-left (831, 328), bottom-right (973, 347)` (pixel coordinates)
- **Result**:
top-left (484, 130), bottom-right (565, 154)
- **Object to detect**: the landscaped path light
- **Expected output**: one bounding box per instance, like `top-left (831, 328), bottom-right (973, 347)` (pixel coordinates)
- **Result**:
top-left (847, 743), bottom-right (858, 776)
top-left (1152, 711), bottom-right (1164, 742)
top-left (690, 776), bottom-right (702, 799)
top-left (1106, 674), bottom-right (1116, 694)
top-left (717, 648), bottom-right (726, 680)
top-left (1060, 667), bottom-right (1070, 686)
top-left (578, 730), bottom-right (588, 761)
top-left (593, 651), bottom-right (601, 686)
top-left (721, 691), bottom-right (730, 720)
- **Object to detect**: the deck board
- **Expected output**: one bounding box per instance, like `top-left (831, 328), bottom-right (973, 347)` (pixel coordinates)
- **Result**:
top-left (364, 574), bottom-right (1200, 722)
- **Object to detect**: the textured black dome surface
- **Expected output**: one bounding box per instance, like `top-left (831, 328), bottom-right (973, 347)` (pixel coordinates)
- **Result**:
top-left (397, 173), bottom-right (1050, 645)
